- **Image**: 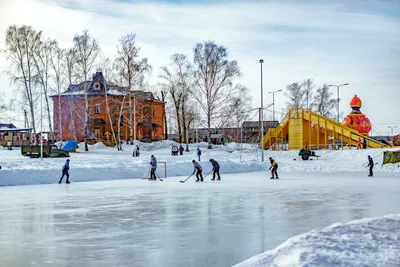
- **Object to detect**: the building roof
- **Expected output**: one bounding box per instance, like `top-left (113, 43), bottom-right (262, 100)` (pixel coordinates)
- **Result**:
top-left (0, 123), bottom-right (17, 129)
top-left (242, 121), bottom-right (279, 127)
top-left (50, 72), bottom-right (157, 101)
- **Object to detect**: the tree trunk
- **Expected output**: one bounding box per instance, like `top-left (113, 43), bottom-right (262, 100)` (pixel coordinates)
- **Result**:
top-left (105, 88), bottom-right (118, 150)
top-left (181, 98), bottom-right (187, 143)
top-left (84, 90), bottom-right (89, 151)
top-left (117, 94), bottom-right (126, 151)
top-left (128, 96), bottom-right (133, 144)
top-left (69, 95), bottom-right (77, 142)
top-left (164, 103), bottom-right (168, 140)
top-left (58, 95), bottom-right (62, 141)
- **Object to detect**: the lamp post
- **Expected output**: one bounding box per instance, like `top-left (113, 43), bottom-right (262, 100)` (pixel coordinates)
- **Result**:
top-left (327, 83), bottom-right (349, 123)
top-left (259, 59), bottom-right (264, 162)
top-left (268, 89), bottom-right (282, 124)
top-left (388, 126), bottom-right (397, 139)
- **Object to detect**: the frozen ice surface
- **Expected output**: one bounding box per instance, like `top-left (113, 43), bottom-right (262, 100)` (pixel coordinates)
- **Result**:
top-left (0, 171), bottom-right (399, 267)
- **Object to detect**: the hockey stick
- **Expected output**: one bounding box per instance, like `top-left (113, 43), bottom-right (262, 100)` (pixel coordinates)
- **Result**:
top-left (141, 166), bottom-right (151, 179)
top-left (155, 171), bottom-right (163, 181)
top-left (180, 174), bottom-right (193, 183)
top-left (203, 170), bottom-right (213, 180)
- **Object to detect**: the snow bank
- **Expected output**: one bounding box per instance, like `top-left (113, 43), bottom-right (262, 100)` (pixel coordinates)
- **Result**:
top-left (0, 142), bottom-right (399, 187)
top-left (0, 142), bottom-right (265, 186)
top-left (234, 214), bottom-right (400, 267)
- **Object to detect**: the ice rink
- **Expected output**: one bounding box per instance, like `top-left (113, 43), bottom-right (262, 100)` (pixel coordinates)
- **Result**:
top-left (0, 171), bottom-right (399, 267)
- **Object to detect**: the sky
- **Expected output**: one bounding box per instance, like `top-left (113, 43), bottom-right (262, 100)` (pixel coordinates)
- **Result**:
top-left (0, 0), bottom-right (399, 135)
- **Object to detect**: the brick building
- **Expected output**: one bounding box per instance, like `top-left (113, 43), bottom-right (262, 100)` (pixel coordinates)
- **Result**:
top-left (50, 72), bottom-right (165, 142)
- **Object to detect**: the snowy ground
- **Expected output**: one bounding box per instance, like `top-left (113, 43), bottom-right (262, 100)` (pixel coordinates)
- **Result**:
top-left (235, 214), bottom-right (400, 267)
top-left (0, 171), bottom-right (399, 267)
top-left (0, 141), bottom-right (399, 186)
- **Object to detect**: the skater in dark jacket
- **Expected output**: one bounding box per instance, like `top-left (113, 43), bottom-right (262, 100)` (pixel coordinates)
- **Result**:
top-left (363, 138), bottom-right (367, 149)
top-left (269, 157), bottom-right (279, 179)
top-left (209, 159), bottom-right (221, 180)
top-left (150, 155), bottom-right (157, 180)
top-left (59, 159), bottom-right (70, 184)
top-left (179, 145), bottom-right (184, 156)
top-left (367, 155), bottom-right (374, 177)
top-left (196, 147), bottom-right (201, 161)
top-left (192, 160), bottom-right (203, 182)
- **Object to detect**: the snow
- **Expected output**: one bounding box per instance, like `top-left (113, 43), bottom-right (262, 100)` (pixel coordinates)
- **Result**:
top-left (234, 214), bottom-right (400, 267)
top-left (0, 171), bottom-right (399, 267)
top-left (0, 141), bottom-right (398, 186)
top-left (0, 141), bottom-right (265, 186)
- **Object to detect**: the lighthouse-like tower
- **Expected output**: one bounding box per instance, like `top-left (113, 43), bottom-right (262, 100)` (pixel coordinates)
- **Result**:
top-left (342, 95), bottom-right (371, 135)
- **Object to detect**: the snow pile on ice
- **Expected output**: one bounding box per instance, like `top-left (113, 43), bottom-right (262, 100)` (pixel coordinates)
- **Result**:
top-left (234, 214), bottom-right (400, 267)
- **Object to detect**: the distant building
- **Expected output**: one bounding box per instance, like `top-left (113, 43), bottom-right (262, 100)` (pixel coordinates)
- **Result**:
top-left (0, 123), bottom-right (31, 146)
top-left (50, 72), bottom-right (165, 142)
top-left (241, 121), bottom-right (279, 141)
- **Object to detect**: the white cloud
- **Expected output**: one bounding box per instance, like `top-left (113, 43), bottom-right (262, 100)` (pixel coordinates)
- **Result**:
top-left (0, 0), bottom-right (399, 134)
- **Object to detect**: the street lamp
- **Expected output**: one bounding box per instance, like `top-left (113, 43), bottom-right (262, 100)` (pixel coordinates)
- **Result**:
top-left (259, 59), bottom-right (264, 162)
top-left (268, 90), bottom-right (282, 124)
top-left (388, 126), bottom-right (397, 139)
top-left (327, 83), bottom-right (349, 123)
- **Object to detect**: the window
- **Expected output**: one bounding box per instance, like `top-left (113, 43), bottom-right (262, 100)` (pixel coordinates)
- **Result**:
top-left (95, 103), bottom-right (100, 114)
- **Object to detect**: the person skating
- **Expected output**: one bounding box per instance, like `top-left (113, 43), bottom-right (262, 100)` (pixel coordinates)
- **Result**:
top-left (150, 155), bottom-right (157, 180)
top-left (179, 145), bottom-right (184, 156)
top-left (357, 138), bottom-right (361, 150)
top-left (59, 159), bottom-right (70, 184)
top-left (269, 157), bottom-right (279, 179)
top-left (192, 160), bottom-right (203, 182)
top-left (367, 155), bottom-right (374, 177)
top-left (209, 159), bottom-right (221, 180)
top-left (363, 138), bottom-right (367, 149)
top-left (196, 147), bottom-right (201, 161)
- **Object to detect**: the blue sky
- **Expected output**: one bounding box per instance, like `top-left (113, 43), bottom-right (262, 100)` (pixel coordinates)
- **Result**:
top-left (0, 0), bottom-right (399, 134)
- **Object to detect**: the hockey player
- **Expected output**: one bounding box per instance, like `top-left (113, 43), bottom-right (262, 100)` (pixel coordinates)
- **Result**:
top-left (150, 155), bottom-right (157, 180)
top-left (367, 155), bottom-right (374, 177)
top-left (209, 159), bottom-right (221, 180)
top-left (192, 160), bottom-right (203, 182)
top-left (269, 157), bottom-right (279, 179)
top-left (59, 159), bottom-right (70, 184)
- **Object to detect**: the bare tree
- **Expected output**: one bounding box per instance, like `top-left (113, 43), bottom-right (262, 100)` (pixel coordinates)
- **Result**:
top-left (73, 30), bottom-right (100, 151)
top-left (192, 41), bottom-right (241, 142)
top-left (311, 84), bottom-right (338, 117)
top-left (228, 85), bottom-right (252, 137)
top-left (159, 54), bottom-right (192, 143)
top-left (99, 56), bottom-right (119, 150)
top-left (285, 82), bottom-right (305, 109)
top-left (64, 48), bottom-right (78, 142)
top-left (0, 93), bottom-right (7, 121)
top-left (33, 38), bottom-right (56, 138)
top-left (50, 43), bottom-right (66, 141)
top-left (3, 25), bottom-right (42, 144)
top-left (115, 33), bottom-right (151, 144)
top-left (302, 78), bottom-right (314, 109)
top-left (153, 83), bottom-right (168, 140)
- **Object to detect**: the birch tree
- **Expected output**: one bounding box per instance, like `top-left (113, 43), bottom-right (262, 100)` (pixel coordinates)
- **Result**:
top-left (302, 78), bottom-right (314, 109)
top-left (228, 85), bottom-right (252, 136)
top-left (64, 48), bottom-right (78, 142)
top-left (285, 82), bottom-right (305, 109)
top-left (73, 30), bottom-right (100, 151)
top-left (3, 25), bottom-right (42, 144)
top-left (159, 53), bottom-right (192, 143)
top-left (153, 84), bottom-right (168, 140)
top-left (192, 41), bottom-right (241, 142)
top-left (115, 33), bottom-right (151, 144)
top-left (50, 43), bottom-right (66, 141)
top-left (311, 84), bottom-right (338, 117)
top-left (33, 38), bottom-right (55, 138)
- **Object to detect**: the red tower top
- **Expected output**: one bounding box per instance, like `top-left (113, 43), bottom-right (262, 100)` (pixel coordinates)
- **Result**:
top-left (350, 94), bottom-right (362, 108)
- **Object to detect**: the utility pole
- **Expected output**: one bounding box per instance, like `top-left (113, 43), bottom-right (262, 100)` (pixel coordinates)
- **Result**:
top-left (259, 59), bottom-right (264, 162)
top-left (388, 126), bottom-right (397, 140)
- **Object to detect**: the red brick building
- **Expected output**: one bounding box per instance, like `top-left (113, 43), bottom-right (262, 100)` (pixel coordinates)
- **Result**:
top-left (51, 72), bottom-right (165, 142)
